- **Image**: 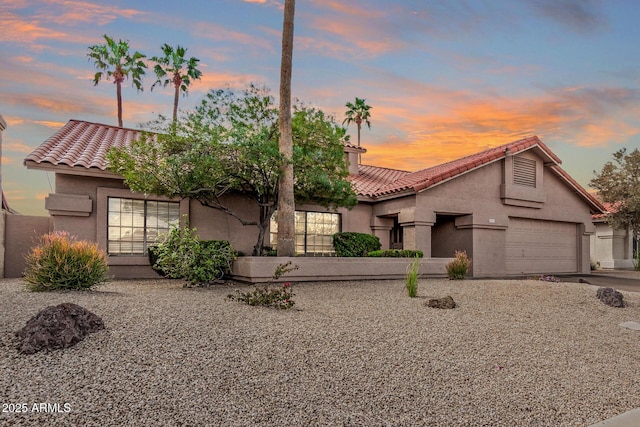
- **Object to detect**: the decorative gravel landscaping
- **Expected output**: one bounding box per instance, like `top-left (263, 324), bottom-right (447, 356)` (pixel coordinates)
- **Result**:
top-left (1, 277), bottom-right (639, 426)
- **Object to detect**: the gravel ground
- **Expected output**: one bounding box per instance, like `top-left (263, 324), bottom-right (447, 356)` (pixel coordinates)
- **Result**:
top-left (1, 277), bottom-right (639, 427)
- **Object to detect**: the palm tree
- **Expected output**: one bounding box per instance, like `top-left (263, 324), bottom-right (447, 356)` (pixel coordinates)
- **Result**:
top-left (87, 35), bottom-right (146, 127)
top-left (343, 97), bottom-right (372, 146)
top-left (150, 44), bottom-right (202, 122)
top-left (277, 0), bottom-right (296, 257)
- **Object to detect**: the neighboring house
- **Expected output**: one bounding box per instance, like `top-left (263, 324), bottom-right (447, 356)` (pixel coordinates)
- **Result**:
top-left (23, 119), bottom-right (604, 279)
top-left (591, 202), bottom-right (637, 269)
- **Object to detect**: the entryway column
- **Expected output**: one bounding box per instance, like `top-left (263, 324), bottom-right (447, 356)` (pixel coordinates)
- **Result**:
top-left (370, 220), bottom-right (393, 250)
top-left (398, 208), bottom-right (435, 256)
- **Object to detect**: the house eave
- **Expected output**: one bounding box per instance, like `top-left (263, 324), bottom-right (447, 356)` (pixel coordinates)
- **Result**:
top-left (24, 160), bottom-right (123, 180)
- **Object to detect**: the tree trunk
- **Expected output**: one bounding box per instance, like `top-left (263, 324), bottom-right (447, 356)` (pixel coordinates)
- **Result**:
top-left (277, 0), bottom-right (296, 257)
top-left (116, 81), bottom-right (123, 127)
top-left (173, 82), bottom-right (180, 123)
top-left (253, 205), bottom-right (276, 256)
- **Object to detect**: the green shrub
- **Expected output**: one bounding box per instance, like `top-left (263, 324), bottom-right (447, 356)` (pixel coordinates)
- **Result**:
top-left (227, 282), bottom-right (295, 309)
top-left (151, 222), bottom-right (236, 286)
top-left (446, 250), bottom-right (472, 280)
top-left (405, 256), bottom-right (420, 297)
top-left (332, 232), bottom-right (381, 257)
top-left (368, 249), bottom-right (424, 258)
top-left (24, 232), bottom-right (109, 291)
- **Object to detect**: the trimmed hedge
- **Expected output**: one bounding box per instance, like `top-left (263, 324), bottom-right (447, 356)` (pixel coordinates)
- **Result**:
top-left (332, 232), bottom-right (381, 257)
top-left (367, 249), bottom-right (424, 258)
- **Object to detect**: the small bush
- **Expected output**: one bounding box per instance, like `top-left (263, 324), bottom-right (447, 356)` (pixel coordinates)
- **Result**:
top-left (151, 221), bottom-right (236, 286)
top-left (227, 282), bottom-right (295, 309)
top-left (405, 257), bottom-right (420, 297)
top-left (24, 232), bottom-right (109, 291)
top-left (333, 232), bottom-right (381, 257)
top-left (446, 250), bottom-right (472, 280)
top-left (368, 249), bottom-right (424, 258)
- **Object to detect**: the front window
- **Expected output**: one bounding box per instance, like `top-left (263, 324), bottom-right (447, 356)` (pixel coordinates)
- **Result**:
top-left (270, 211), bottom-right (340, 255)
top-left (107, 197), bottom-right (180, 255)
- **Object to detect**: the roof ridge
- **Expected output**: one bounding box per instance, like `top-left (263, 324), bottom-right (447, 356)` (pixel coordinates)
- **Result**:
top-left (359, 163), bottom-right (411, 174)
top-left (68, 119), bottom-right (144, 134)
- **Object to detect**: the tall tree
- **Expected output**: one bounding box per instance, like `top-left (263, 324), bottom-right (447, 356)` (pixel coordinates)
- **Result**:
top-left (107, 85), bottom-right (357, 255)
top-left (277, 0), bottom-right (296, 257)
top-left (590, 148), bottom-right (640, 237)
top-left (150, 44), bottom-right (202, 123)
top-left (87, 35), bottom-right (146, 127)
top-left (343, 97), bottom-right (372, 147)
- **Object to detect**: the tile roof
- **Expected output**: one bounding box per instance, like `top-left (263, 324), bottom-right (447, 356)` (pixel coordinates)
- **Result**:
top-left (592, 201), bottom-right (618, 220)
top-left (351, 136), bottom-right (559, 197)
top-left (25, 120), bottom-right (604, 213)
top-left (350, 165), bottom-right (411, 197)
top-left (24, 119), bottom-right (144, 171)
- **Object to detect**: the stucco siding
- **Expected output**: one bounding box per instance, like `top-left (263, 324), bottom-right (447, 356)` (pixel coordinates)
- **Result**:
top-left (4, 214), bottom-right (51, 278)
top-left (188, 197), bottom-right (261, 256)
top-left (415, 154), bottom-right (594, 276)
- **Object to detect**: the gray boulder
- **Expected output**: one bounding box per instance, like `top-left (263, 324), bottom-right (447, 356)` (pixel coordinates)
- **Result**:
top-left (16, 303), bottom-right (104, 354)
top-left (425, 295), bottom-right (456, 309)
top-left (596, 287), bottom-right (624, 308)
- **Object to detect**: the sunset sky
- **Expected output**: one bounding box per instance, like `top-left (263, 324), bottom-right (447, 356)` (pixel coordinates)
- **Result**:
top-left (2, 0), bottom-right (640, 215)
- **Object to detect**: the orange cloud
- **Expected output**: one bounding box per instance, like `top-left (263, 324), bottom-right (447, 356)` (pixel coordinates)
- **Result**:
top-left (0, 10), bottom-right (68, 44)
top-left (33, 120), bottom-right (68, 129)
top-left (2, 116), bottom-right (26, 126)
top-left (3, 141), bottom-right (33, 153)
top-left (1, 156), bottom-right (18, 166)
top-left (41, 1), bottom-right (146, 26)
top-left (337, 75), bottom-right (640, 172)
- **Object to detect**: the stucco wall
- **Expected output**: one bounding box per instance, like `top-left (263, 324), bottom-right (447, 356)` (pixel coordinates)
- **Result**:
top-left (590, 221), bottom-right (634, 269)
top-left (4, 214), bottom-right (51, 278)
top-left (189, 197), bottom-right (261, 256)
top-left (415, 152), bottom-right (595, 276)
top-left (43, 148), bottom-right (597, 279)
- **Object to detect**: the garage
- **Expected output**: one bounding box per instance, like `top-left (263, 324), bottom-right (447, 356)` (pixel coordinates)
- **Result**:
top-left (506, 218), bottom-right (578, 275)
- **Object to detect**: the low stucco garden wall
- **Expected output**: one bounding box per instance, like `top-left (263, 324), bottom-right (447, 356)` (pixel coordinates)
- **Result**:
top-left (232, 256), bottom-right (453, 283)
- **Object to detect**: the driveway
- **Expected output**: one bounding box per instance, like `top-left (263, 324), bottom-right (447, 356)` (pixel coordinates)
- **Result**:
top-left (561, 270), bottom-right (640, 293)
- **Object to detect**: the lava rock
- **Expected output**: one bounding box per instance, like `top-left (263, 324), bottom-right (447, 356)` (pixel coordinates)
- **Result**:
top-left (425, 296), bottom-right (456, 309)
top-left (16, 303), bottom-right (104, 354)
top-left (596, 287), bottom-right (624, 308)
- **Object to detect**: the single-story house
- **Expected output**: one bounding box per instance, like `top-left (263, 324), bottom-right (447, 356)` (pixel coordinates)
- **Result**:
top-left (591, 202), bottom-right (638, 269)
top-left (23, 119), bottom-right (605, 279)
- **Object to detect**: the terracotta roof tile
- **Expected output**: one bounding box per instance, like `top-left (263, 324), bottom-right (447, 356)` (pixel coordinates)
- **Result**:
top-left (24, 119), bottom-right (144, 170)
top-left (25, 120), bottom-right (604, 214)
top-left (592, 201), bottom-right (618, 219)
top-left (350, 164), bottom-right (411, 197)
top-left (367, 136), bottom-right (560, 196)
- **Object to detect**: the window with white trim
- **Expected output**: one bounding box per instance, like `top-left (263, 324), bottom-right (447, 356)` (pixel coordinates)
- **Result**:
top-left (107, 197), bottom-right (180, 255)
top-left (270, 211), bottom-right (341, 255)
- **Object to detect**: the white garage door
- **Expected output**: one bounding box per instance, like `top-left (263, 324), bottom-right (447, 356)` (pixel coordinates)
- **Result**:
top-left (506, 218), bottom-right (578, 275)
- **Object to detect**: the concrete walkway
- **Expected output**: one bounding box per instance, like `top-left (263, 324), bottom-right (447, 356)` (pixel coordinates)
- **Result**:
top-left (561, 269), bottom-right (640, 293)
top-left (587, 408), bottom-right (640, 427)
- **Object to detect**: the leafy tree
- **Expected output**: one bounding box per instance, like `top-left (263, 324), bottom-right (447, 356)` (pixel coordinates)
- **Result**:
top-left (591, 148), bottom-right (640, 237)
top-left (107, 85), bottom-right (357, 255)
top-left (343, 97), bottom-right (372, 147)
top-left (277, 0), bottom-right (296, 257)
top-left (150, 44), bottom-right (202, 122)
top-left (87, 34), bottom-right (147, 127)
